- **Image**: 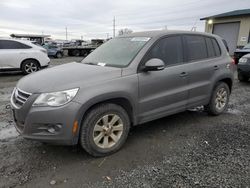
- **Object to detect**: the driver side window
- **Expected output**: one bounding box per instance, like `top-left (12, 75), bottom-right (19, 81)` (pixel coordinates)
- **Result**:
top-left (144, 36), bottom-right (184, 66)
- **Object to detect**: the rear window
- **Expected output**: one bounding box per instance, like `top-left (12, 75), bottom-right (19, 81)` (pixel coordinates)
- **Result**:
top-left (184, 35), bottom-right (207, 61)
top-left (222, 39), bottom-right (229, 52)
top-left (205, 38), bottom-right (215, 57)
top-left (205, 37), bottom-right (221, 58)
top-left (212, 38), bottom-right (221, 56)
top-left (0, 40), bottom-right (31, 49)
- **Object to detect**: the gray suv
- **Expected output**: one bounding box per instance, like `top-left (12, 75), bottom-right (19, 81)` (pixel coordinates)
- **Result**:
top-left (11, 31), bottom-right (235, 157)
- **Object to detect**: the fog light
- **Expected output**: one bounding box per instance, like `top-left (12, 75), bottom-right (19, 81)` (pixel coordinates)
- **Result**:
top-left (48, 127), bottom-right (56, 133)
top-left (47, 124), bottom-right (62, 134)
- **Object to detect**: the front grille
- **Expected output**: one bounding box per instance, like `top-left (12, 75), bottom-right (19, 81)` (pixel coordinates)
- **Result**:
top-left (12, 88), bottom-right (31, 108)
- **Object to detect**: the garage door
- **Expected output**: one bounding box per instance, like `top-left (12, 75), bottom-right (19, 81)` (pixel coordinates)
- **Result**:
top-left (213, 22), bottom-right (240, 55)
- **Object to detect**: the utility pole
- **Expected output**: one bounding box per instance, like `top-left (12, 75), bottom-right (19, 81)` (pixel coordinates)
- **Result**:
top-left (106, 33), bottom-right (109, 39)
top-left (65, 26), bottom-right (68, 41)
top-left (113, 16), bottom-right (115, 38)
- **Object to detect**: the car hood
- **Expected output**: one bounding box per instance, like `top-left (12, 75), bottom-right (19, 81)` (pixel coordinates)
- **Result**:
top-left (243, 53), bottom-right (250, 58)
top-left (17, 62), bottom-right (122, 93)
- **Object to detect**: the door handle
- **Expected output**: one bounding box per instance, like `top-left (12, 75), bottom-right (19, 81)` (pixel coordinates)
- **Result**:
top-left (214, 65), bottom-right (219, 70)
top-left (179, 72), bottom-right (188, 77)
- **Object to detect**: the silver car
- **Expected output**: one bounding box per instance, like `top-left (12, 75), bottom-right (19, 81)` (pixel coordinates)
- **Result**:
top-left (11, 30), bottom-right (235, 156)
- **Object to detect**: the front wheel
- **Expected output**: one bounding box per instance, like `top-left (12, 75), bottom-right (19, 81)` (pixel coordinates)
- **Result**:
top-left (80, 103), bottom-right (130, 157)
top-left (205, 82), bottom-right (230, 116)
top-left (72, 50), bottom-right (80, 56)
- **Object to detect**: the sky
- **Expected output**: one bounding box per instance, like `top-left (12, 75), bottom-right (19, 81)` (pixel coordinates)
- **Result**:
top-left (0, 0), bottom-right (249, 40)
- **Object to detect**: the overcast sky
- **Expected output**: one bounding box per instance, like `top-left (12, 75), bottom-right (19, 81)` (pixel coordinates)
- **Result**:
top-left (0, 0), bottom-right (249, 40)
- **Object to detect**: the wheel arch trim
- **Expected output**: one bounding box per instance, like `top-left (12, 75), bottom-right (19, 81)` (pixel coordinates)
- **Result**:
top-left (20, 58), bottom-right (41, 69)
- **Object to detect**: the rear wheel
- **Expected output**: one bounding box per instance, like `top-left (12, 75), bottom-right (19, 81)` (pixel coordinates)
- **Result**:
top-left (80, 103), bottom-right (130, 157)
top-left (72, 50), bottom-right (80, 56)
top-left (205, 82), bottom-right (230, 116)
top-left (21, 60), bottom-right (40, 74)
top-left (238, 72), bottom-right (249, 82)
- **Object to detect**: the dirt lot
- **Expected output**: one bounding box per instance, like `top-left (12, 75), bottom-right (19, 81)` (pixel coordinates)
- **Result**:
top-left (0, 57), bottom-right (250, 188)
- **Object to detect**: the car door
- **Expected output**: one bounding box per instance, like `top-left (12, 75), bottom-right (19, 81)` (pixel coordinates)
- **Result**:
top-left (183, 35), bottom-right (220, 108)
top-left (137, 35), bottom-right (189, 123)
top-left (0, 40), bottom-right (14, 68)
top-left (0, 40), bottom-right (30, 69)
top-left (48, 46), bottom-right (57, 56)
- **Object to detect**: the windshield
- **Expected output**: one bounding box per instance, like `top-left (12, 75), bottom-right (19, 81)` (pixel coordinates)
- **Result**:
top-left (81, 37), bottom-right (150, 67)
top-left (243, 43), bottom-right (250, 49)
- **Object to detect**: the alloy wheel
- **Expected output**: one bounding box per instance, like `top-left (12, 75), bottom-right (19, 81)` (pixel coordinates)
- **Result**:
top-left (93, 114), bottom-right (124, 149)
top-left (215, 88), bottom-right (227, 111)
top-left (24, 62), bottom-right (38, 73)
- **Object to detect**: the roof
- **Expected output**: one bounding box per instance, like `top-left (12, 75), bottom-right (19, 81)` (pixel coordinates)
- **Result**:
top-left (200, 9), bottom-right (250, 20)
top-left (0, 38), bottom-right (41, 46)
top-left (119, 30), bottom-right (216, 38)
top-left (10, 34), bottom-right (51, 38)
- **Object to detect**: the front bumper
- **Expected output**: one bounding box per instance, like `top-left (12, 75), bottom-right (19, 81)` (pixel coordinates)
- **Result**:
top-left (11, 91), bottom-right (82, 145)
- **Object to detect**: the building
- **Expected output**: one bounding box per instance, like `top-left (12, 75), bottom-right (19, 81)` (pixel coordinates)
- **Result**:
top-left (10, 34), bottom-right (51, 45)
top-left (200, 9), bottom-right (250, 55)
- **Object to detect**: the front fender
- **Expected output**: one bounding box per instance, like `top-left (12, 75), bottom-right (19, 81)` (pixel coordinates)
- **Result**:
top-left (72, 75), bottom-right (139, 143)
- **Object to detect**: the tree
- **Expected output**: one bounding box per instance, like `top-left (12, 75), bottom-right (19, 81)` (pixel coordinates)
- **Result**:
top-left (118, 28), bottom-right (133, 36)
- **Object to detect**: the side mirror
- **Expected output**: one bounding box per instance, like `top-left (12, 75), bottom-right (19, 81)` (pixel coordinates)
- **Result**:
top-left (143, 58), bottom-right (165, 72)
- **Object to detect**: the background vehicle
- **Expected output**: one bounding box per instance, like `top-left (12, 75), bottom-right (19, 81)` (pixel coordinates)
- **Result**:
top-left (0, 38), bottom-right (50, 74)
top-left (237, 54), bottom-right (250, 82)
top-left (43, 44), bottom-right (64, 58)
top-left (11, 31), bottom-right (234, 157)
top-left (63, 39), bottom-right (104, 57)
top-left (234, 43), bottom-right (250, 64)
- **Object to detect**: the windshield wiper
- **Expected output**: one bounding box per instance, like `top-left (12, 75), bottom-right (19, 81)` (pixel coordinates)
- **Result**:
top-left (83, 62), bottom-right (98, 65)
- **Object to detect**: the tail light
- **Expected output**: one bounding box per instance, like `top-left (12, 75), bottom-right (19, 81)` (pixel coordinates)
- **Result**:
top-left (231, 58), bottom-right (236, 65)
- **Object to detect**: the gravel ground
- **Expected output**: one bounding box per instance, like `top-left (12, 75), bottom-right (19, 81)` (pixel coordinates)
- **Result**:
top-left (0, 57), bottom-right (249, 188)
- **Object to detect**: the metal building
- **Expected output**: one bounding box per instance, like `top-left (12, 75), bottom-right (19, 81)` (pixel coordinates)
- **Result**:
top-left (200, 9), bottom-right (250, 55)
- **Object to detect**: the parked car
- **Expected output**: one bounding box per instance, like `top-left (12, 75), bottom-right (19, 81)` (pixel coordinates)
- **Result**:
top-left (237, 53), bottom-right (250, 82)
top-left (11, 31), bottom-right (235, 157)
top-left (234, 43), bottom-right (250, 64)
top-left (43, 44), bottom-right (64, 58)
top-left (0, 38), bottom-right (50, 74)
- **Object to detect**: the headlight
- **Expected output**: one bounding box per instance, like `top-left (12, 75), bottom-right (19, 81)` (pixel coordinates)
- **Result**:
top-left (239, 57), bottom-right (248, 63)
top-left (33, 88), bottom-right (79, 107)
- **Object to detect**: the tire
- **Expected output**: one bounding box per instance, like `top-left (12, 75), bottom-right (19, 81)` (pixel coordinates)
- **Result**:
top-left (80, 103), bottom-right (130, 157)
top-left (68, 51), bottom-right (73, 56)
top-left (205, 82), bottom-right (230, 116)
top-left (21, 60), bottom-right (40, 75)
top-left (72, 50), bottom-right (80, 56)
top-left (238, 72), bottom-right (249, 82)
top-left (55, 52), bottom-right (63, 58)
top-left (80, 50), bottom-right (89, 57)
